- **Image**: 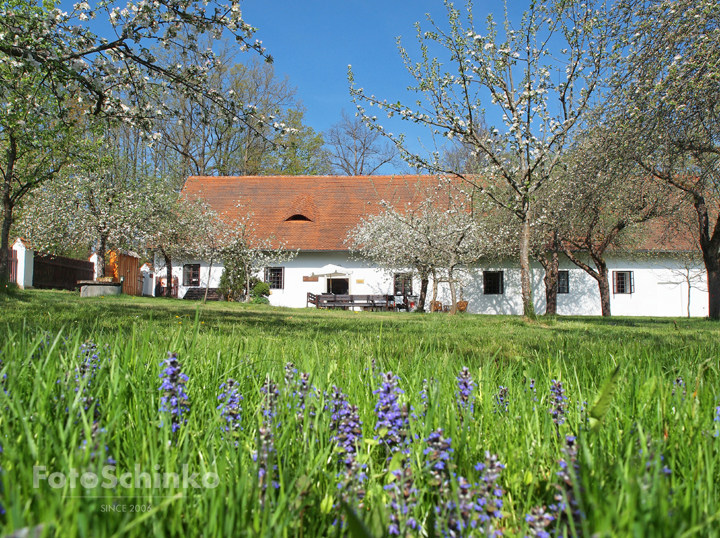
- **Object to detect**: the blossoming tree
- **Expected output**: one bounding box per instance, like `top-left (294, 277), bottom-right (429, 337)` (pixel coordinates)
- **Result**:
top-left (348, 177), bottom-right (504, 313)
top-left (0, 0), bottom-right (284, 281)
top-left (18, 155), bottom-right (155, 278)
top-left (556, 125), bottom-right (677, 316)
top-left (609, 0), bottom-right (720, 318)
top-left (349, 0), bottom-right (612, 317)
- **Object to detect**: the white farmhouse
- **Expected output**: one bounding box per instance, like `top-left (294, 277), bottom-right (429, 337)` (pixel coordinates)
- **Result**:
top-left (156, 175), bottom-right (708, 317)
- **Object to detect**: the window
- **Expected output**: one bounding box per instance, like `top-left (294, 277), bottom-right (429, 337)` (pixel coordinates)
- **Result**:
top-left (483, 271), bottom-right (504, 295)
top-left (265, 267), bottom-right (284, 289)
top-left (613, 271), bottom-right (634, 294)
top-left (393, 273), bottom-right (413, 295)
top-left (183, 264), bottom-right (200, 287)
top-left (557, 271), bottom-right (569, 294)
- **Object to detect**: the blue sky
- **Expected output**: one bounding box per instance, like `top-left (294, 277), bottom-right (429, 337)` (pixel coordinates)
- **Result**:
top-left (240, 0), bottom-right (499, 169)
top-left (68, 0), bottom-right (526, 172)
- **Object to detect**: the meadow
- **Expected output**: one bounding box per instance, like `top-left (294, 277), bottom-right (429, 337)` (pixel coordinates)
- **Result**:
top-left (0, 289), bottom-right (719, 537)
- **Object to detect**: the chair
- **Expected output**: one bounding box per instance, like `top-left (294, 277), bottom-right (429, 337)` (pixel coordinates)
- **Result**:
top-left (456, 300), bottom-right (469, 313)
top-left (430, 301), bottom-right (443, 313)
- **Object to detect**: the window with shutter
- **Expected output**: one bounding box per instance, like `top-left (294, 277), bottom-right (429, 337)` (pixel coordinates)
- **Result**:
top-left (613, 271), bottom-right (634, 294)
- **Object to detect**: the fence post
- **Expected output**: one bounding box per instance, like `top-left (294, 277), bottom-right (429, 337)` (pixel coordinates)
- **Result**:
top-left (12, 238), bottom-right (34, 289)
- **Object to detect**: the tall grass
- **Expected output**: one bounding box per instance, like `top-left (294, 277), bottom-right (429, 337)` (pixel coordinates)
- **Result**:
top-left (0, 290), bottom-right (718, 537)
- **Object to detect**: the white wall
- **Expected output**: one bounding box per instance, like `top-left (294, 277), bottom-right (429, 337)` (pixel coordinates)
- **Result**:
top-left (158, 251), bottom-right (710, 317)
top-left (605, 254), bottom-right (708, 318)
top-left (11, 238), bottom-right (34, 289)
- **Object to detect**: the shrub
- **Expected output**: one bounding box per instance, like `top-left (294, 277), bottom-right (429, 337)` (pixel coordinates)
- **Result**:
top-left (252, 281), bottom-right (270, 298)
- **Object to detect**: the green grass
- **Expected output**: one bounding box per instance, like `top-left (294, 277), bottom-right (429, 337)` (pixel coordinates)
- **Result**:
top-left (0, 289), bottom-right (719, 537)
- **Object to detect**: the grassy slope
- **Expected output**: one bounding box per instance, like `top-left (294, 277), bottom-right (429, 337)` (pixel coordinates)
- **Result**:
top-left (0, 290), bottom-right (719, 537)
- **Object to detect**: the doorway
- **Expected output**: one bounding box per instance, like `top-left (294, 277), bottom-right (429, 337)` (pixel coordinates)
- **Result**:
top-left (327, 278), bottom-right (349, 294)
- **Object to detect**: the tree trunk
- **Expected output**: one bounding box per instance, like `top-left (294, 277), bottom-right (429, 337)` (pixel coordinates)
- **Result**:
top-left (448, 275), bottom-right (457, 315)
top-left (597, 265), bottom-right (611, 317)
top-left (95, 235), bottom-right (108, 279)
top-left (0, 137), bottom-right (17, 283)
top-left (519, 210), bottom-right (535, 318)
top-left (708, 267), bottom-right (720, 320)
top-left (418, 273), bottom-right (429, 312)
top-left (542, 250), bottom-right (559, 316)
top-left (431, 269), bottom-right (438, 310)
top-left (203, 259), bottom-right (213, 304)
top-left (244, 262), bottom-right (251, 301)
top-left (687, 274), bottom-right (691, 318)
top-left (562, 246), bottom-right (612, 317)
top-left (692, 193), bottom-right (720, 319)
top-left (0, 205), bottom-right (11, 283)
top-left (163, 251), bottom-right (173, 298)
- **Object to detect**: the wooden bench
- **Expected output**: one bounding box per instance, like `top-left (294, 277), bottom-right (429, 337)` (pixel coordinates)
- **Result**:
top-left (307, 293), bottom-right (395, 310)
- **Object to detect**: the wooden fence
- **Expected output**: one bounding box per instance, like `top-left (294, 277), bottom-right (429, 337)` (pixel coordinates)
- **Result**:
top-left (2, 249), bottom-right (17, 283)
top-left (33, 253), bottom-right (94, 290)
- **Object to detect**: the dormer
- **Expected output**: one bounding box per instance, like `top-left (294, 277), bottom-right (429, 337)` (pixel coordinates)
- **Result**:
top-left (283, 195), bottom-right (317, 223)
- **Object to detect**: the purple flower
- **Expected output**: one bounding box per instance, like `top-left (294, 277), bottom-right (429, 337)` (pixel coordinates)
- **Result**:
top-left (79, 422), bottom-right (115, 465)
top-left (672, 376), bottom-right (686, 400)
top-left (373, 372), bottom-right (409, 454)
top-left (260, 376), bottom-right (279, 422)
top-left (424, 429), bottom-right (453, 498)
top-left (289, 369), bottom-right (315, 430)
top-left (424, 430), bottom-right (505, 537)
top-left (549, 380), bottom-right (567, 427)
top-left (217, 378), bottom-right (243, 439)
top-left (384, 466), bottom-right (418, 537)
top-left (329, 385), bottom-right (367, 512)
top-left (253, 424), bottom-right (276, 506)
top-left (524, 506), bottom-right (555, 538)
top-left (495, 386), bottom-right (509, 413)
top-left (158, 352), bottom-right (190, 433)
top-left (553, 435), bottom-right (583, 530)
top-left (456, 367), bottom-right (475, 418)
top-left (475, 451), bottom-right (505, 523)
top-left (284, 361), bottom-right (297, 386)
top-left (420, 378), bottom-right (433, 416)
top-left (73, 340), bottom-right (107, 419)
top-left (255, 376), bottom-right (280, 506)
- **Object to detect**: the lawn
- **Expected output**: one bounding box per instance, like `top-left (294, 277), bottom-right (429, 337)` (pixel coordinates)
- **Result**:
top-left (0, 289), bottom-right (719, 537)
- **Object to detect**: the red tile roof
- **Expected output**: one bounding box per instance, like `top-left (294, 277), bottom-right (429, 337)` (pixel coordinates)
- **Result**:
top-left (183, 175), bottom-right (701, 254)
top-left (182, 175), bottom-right (433, 251)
